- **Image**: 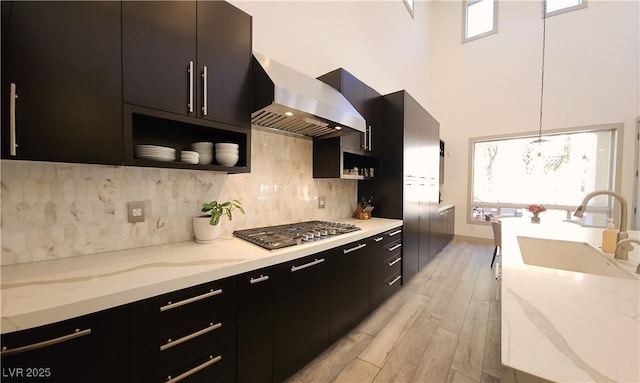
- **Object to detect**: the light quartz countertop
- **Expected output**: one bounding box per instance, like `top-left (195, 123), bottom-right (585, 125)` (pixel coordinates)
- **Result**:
top-left (500, 217), bottom-right (639, 383)
top-left (1, 218), bottom-right (402, 334)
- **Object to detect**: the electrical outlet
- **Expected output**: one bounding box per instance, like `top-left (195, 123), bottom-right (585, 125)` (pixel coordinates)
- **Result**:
top-left (318, 196), bottom-right (326, 209)
top-left (128, 201), bottom-right (145, 223)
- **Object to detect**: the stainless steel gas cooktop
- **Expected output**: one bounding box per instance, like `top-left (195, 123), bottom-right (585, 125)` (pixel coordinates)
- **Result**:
top-left (233, 220), bottom-right (361, 250)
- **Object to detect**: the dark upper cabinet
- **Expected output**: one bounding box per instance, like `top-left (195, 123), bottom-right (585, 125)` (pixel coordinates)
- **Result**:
top-left (121, 1), bottom-right (252, 173)
top-left (314, 68), bottom-right (381, 179)
top-left (122, 1), bottom-right (252, 129)
top-left (197, 1), bottom-right (252, 128)
top-left (1, 1), bottom-right (123, 165)
top-left (0, 306), bottom-right (129, 383)
top-left (317, 68), bottom-right (381, 154)
top-left (122, 2), bottom-right (197, 117)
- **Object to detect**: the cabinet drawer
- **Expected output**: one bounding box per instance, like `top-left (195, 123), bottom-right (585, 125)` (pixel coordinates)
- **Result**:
top-left (132, 307), bottom-right (236, 383)
top-left (131, 277), bottom-right (236, 336)
top-left (1, 306), bottom-right (129, 383)
top-left (383, 250), bottom-right (402, 280)
top-left (382, 227), bottom-right (403, 245)
top-left (382, 271), bottom-right (402, 299)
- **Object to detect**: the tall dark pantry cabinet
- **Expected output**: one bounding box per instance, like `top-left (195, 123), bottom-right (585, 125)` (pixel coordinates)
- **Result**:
top-left (360, 90), bottom-right (440, 283)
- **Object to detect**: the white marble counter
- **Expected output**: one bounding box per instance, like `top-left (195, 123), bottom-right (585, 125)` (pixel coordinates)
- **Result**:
top-left (500, 218), bottom-right (640, 383)
top-left (1, 218), bottom-right (402, 334)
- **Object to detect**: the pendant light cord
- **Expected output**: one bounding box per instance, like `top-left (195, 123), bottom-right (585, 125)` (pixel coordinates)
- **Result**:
top-left (538, 9), bottom-right (547, 142)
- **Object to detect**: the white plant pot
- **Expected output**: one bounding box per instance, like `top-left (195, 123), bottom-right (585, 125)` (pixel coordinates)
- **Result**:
top-left (193, 216), bottom-right (221, 243)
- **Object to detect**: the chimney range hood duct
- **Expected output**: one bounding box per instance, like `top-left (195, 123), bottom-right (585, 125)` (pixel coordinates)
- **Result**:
top-left (251, 52), bottom-right (366, 138)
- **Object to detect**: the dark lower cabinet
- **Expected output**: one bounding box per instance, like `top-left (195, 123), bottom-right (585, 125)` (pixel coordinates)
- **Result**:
top-left (130, 277), bottom-right (237, 383)
top-left (1, 1), bottom-right (123, 165)
top-left (330, 240), bottom-right (371, 343)
top-left (273, 254), bottom-right (331, 382)
top-left (370, 227), bottom-right (403, 311)
top-left (237, 268), bottom-right (275, 383)
top-left (0, 306), bottom-right (129, 383)
top-left (430, 206), bottom-right (455, 256)
top-left (1, 228), bottom-right (404, 383)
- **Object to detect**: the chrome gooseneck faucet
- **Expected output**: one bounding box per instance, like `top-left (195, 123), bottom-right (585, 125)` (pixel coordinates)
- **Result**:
top-left (574, 190), bottom-right (632, 260)
top-left (615, 239), bottom-right (640, 274)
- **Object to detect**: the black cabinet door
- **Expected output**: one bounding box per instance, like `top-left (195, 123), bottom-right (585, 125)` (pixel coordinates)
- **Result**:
top-left (369, 233), bottom-right (386, 311)
top-left (237, 268), bottom-right (275, 383)
top-left (197, 1), bottom-right (252, 127)
top-left (274, 254), bottom-right (330, 382)
top-left (1, 1), bottom-right (123, 165)
top-left (364, 84), bottom-right (382, 154)
top-left (123, 1), bottom-right (251, 128)
top-left (122, 1), bottom-right (197, 116)
top-left (0, 306), bottom-right (129, 383)
top-left (330, 240), bottom-right (371, 343)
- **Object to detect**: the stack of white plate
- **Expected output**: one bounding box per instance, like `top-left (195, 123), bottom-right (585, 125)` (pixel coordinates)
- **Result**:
top-left (135, 145), bottom-right (176, 162)
top-left (191, 142), bottom-right (213, 165)
top-left (180, 150), bottom-right (200, 164)
top-left (215, 143), bottom-right (239, 167)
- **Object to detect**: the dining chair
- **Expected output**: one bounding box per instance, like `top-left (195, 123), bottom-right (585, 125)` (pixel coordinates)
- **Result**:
top-left (491, 220), bottom-right (501, 268)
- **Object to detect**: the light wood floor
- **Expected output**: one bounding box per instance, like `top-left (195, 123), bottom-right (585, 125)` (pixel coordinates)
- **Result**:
top-left (285, 238), bottom-right (501, 383)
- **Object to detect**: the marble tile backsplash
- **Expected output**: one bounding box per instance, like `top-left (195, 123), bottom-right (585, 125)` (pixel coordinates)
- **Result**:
top-left (0, 128), bottom-right (357, 265)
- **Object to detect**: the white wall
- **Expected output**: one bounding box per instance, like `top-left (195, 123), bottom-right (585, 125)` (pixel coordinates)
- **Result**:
top-left (233, 0), bottom-right (638, 239)
top-left (430, 0), bottom-right (639, 239)
top-left (231, 0), bottom-right (433, 103)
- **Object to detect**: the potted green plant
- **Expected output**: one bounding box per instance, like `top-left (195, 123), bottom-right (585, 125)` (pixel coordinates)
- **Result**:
top-left (193, 199), bottom-right (245, 243)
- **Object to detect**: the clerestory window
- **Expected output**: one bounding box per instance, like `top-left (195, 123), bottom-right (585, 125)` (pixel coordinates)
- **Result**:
top-left (545, 0), bottom-right (586, 17)
top-left (463, 0), bottom-right (497, 43)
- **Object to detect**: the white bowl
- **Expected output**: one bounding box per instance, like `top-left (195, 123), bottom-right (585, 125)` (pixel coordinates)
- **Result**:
top-left (215, 143), bottom-right (239, 150)
top-left (215, 148), bottom-right (239, 154)
top-left (199, 154), bottom-right (213, 165)
top-left (192, 141), bottom-right (213, 149)
top-left (215, 152), bottom-right (239, 166)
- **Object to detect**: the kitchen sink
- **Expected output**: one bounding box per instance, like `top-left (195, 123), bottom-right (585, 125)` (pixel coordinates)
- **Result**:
top-left (517, 236), bottom-right (636, 279)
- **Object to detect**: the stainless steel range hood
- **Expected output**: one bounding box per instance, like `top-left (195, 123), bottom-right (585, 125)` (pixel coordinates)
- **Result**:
top-left (251, 52), bottom-right (366, 138)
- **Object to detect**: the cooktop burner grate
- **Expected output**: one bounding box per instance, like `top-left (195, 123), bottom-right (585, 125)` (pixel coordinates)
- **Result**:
top-left (233, 220), bottom-right (360, 250)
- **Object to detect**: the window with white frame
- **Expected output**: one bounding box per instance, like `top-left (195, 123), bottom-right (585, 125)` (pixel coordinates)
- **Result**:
top-left (469, 125), bottom-right (619, 227)
top-left (463, 0), bottom-right (497, 42)
top-left (545, 0), bottom-right (586, 17)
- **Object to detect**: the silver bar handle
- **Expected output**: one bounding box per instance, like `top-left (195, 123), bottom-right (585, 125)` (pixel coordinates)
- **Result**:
top-left (161, 322), bottom-right (221, 352)
top-left (9, 83), bottom-right (17, 156)
top-left (388, 275), bottom-right (402, 286)
top-left (291, 258), bottom-right (325, 272)
top-left (368, 125), bottom-right (372, 151)
top-left (374, 236), bottom-right (384, 242)
top-left (160, 288), bottom-right (222, 312)
top-left (388, 257), bottom-right (401, 267)
top-left (1, 328), bottom-right (91, 356)
top-left (388, 243), bottom-right (402, 252)
top-left (201, 65), bottom-right (208, 116)
top-left (388, 229), bottom-right (402, 237)
top-left (343, 243), bottom-right (366, 254)
top-left (250, 275), bottom-right (270, 284)
top-left (188, 61), bottom-right (194, 113)
top-left (166, 355), bottom-right (222, 383)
